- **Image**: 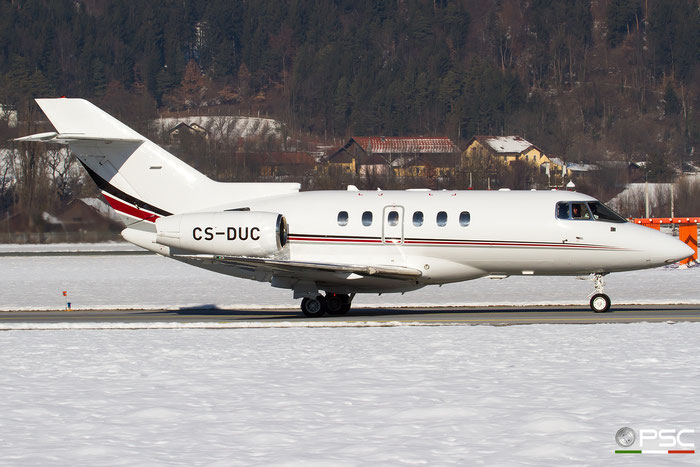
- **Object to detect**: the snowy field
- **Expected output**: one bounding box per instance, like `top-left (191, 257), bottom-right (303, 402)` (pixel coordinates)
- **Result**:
top-left (1, 323), bottom-right (698, 465)
top-left (0, 242), bottom-right (142, 254)
top-left (1, 244), bottom-right (699, 465)
top-left (0, 243), bottom-right (698, 311)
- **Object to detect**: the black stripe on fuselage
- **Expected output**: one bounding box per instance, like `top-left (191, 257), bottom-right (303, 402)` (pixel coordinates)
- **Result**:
top-left (78, 160), bottom-right (172, 217)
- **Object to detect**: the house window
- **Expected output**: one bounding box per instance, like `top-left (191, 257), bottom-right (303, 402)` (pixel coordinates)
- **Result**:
top-left (459, 211), bottom-right (470, 226)
top-left (436, 211), bottom-right (448, 227)
top-left (387, 210), bottom-right (399, 226)
top-left (362, 211), bottom-right (373, 226)
top-left (413, 211), bottom-right (424, 227)
top-left (337, 211), bottom-right (348, 226)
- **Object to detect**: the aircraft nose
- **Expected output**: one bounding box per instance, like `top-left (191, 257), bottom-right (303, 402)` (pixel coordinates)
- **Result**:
top-left (661, 237), bottom-right (694, 264)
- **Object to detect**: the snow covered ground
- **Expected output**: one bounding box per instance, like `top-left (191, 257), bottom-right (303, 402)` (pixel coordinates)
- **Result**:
top-left (0, 244), bottom-right (698, 311)
top-left (0, 323), bottom-right (698, 465)
top-left (1, 245), bottom-right (699, 464)
top-left (0, 242), bottom-right (142, 254)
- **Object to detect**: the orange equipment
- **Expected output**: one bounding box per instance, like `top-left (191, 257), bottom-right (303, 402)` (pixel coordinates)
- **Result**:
top-left (632, 218), bottom-right (699, 264)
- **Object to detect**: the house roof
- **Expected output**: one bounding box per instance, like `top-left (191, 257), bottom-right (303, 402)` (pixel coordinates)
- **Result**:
top-left (351, 136), bottom-right (459, 154)
top-left (548, 157), bottom-right (566, 167)
top-left (471, 135), bottom-right (537, 155)
top-left (169, 122), bottom-right (208, 134)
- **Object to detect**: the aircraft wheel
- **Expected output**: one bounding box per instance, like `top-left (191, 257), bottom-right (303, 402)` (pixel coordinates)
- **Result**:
top-left (338, 302), bottom-right (351, 315)
top-left (301, 297), bottom-right (327, 318)
top-left (590, 293), bottom-right (611, 313)
top-left (326, 294), bottom-right (351, 315)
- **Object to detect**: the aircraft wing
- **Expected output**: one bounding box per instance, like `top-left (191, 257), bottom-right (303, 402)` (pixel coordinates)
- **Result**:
top-left (177, 255), bottom-right (423, 281)
top-left (15, 132), bottom-right (143, 144)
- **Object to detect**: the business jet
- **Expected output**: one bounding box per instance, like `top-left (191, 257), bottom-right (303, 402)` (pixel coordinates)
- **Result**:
top-left (17, 98), bottom-right (693, 316)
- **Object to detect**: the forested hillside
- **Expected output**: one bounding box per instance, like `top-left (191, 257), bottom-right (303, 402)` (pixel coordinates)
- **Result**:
top-left (1, 0), bottom-right (698, 144)
top-left (0, 0), bottom-right (699, 229)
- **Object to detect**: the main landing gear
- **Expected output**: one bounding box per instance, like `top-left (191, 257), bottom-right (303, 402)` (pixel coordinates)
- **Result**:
top-left (300, 293), bottom-right (353, 318)
top-left (589, 273), bottom-right (612, 313)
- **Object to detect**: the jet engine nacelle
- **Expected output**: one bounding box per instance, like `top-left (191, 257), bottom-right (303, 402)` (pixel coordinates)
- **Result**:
top-left (155, 211), bottom-right (288, 257)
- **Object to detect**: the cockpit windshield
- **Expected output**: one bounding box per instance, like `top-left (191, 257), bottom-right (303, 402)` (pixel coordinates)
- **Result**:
top-left (556, 201), bottom-right (626, 223)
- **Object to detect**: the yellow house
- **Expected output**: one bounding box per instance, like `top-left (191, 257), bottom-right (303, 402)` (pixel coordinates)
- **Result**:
top-left (325, 150), bottom-right (357, 175)
top-left (464, 135), bottom-right (551, 167)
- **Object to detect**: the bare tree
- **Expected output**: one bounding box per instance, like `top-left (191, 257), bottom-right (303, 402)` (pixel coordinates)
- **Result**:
top-left (45, 148), bottom-right (81, 202)
top-left (0, 147), bottom-right (15, 210)
top-left (462, 147), bottom-right (508, 189)
top-left (12, 141), bottom-right (52, 228)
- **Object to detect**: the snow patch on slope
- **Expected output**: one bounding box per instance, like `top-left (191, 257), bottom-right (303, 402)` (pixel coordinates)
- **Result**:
top-left (155, 115), bottom-right (282, 140)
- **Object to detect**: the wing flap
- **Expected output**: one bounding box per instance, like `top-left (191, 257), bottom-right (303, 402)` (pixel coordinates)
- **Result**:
top-left (178, 255), bottom-right (423, 281)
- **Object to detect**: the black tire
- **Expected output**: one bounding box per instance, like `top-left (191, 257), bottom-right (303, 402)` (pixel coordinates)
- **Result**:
top-left (338, 302), bottom-right (351, 315)
top-left (590, 293), bottom-right (611, 313)
top-left (301, 297), bottom-right (327, 318)
top-left (325, 294), bottom-right (351, 315)
top-left (325, 296), bottom-right (343, 315)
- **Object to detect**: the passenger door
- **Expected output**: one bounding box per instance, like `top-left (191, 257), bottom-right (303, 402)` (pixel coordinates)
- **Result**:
top-left (382, 205), bottom-right (404, 245)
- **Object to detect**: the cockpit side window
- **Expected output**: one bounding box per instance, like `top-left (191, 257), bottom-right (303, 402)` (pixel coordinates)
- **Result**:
top-left (556, 201), bottom-right (627, 223)
top-left (556, 202), bottom-right (570, 219)
top-left (588, 202), bottom-right (627, 223)
top-left (570, 202), bottom-right (591, 220)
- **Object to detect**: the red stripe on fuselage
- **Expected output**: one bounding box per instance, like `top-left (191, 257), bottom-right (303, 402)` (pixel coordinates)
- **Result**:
top-left (288, 236), bottom-right (382, 243)
top-left (102, 193), bottom-right (160, 223)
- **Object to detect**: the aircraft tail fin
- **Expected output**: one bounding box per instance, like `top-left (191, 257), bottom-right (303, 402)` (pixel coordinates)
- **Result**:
top-left (19, 98), bottom-right (299, 226)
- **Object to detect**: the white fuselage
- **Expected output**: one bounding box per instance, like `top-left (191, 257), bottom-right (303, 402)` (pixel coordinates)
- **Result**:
top-left (188, 189), bottom-right (689, 294)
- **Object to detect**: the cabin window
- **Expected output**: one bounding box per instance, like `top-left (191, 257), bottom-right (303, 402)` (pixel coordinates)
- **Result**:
top-left (413, 211), bottom-right (424, 227)
top-left (387, 210), bottom-right (399, 226)
top-left (459, 211), bottom-right (470, 226)
top-left (436, 211), bottom-right (448, 227)
top-left (337, 211), bottom-right (348, 226)
top-left (362, 211), bottom-right (373, 226)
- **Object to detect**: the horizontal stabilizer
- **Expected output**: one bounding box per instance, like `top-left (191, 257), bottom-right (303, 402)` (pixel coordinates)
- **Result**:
top-left (35, 98), bottom-right (142, 139)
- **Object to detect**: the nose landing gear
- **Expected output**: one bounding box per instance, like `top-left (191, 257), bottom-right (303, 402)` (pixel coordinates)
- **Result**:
top-left (300, 293), bottom-right (353, 318)
top-left (589, 273), bottom-right (611, 313)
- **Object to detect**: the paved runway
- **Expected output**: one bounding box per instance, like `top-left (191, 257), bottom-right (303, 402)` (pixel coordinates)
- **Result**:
top-left (1, 304), bottom-right (700, 326)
